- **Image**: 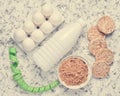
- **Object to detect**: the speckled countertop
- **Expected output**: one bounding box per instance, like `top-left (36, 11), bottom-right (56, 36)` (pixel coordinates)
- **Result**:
top-left (0, 0), bottom-right (120, 96)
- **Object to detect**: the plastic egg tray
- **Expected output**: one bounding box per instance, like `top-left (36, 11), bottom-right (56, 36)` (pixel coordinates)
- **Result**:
top-left (13, 3), bottom-right (64, 52)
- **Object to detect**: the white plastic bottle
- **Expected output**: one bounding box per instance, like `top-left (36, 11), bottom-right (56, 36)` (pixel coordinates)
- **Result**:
top-left (33, 19), bottom-right (85, 71)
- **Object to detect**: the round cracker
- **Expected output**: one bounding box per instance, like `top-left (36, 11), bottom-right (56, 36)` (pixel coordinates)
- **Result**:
top-left (92, 60), bottom-right (110, 78)
top-left (87, 26), bottom-right (105, 41)
top-left (97, 16), bottom-right (115, 34)
top-left (89, 38), bottom-right (107, 55)
top-left (95, 48), bottom-right (114, 65)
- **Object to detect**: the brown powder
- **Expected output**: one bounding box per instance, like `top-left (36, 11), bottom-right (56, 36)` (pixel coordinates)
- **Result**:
top-left (59, 57), bottom-right (88, 86)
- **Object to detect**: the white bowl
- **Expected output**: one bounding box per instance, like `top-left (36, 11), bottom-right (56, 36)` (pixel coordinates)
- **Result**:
top-left (58, 55), bottom-right (92, 89)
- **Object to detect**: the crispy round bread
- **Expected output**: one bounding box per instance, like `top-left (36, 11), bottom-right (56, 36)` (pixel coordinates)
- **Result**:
top-left (95, 48), bottom-right (114, 65)
top-left (92, 60), bottom-right (110, 78)
top-left (97, 16), bottom-right (115, 34)
top-left (87, 26), bottom-right (105, 41)
top-left (89, 38), bottom-right (107, 55)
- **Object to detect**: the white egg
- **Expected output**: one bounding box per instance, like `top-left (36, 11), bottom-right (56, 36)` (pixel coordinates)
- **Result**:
top-left (23, 20), bottom-right (35, 34)
top-left (49, 11), bottom-right (63, 26)
top-left (22, 38), bottom-right (35, 51)
top-left (40, 21), bottom-right (53, 34)
top-left (41, 4), bottom-right (53, 17)
top-left (31, 30), bottom-right (44, 42)
top-left (14, 29), bottom-right (27, 42)
top-left (32, 11), bottom-right (45, 25)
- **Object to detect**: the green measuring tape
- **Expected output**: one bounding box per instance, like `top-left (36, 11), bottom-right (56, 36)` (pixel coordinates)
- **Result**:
top-left (9, 47), bottom-right (60, 93)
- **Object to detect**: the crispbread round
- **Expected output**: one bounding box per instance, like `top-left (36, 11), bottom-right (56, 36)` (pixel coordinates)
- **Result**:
top-left (87, 26), bottom-right (105, 41)
top-left (89, 38), bottom-right (107, 55)
top-left (95, 48), bottom-right (114, 65)
top-left (92, 60), bottom-right (110, 78)
top-left (97, 16), bottom-right (115, 34)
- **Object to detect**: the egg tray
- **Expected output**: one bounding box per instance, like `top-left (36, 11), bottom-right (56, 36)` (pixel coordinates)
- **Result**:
top-left (12, 3), bottom-right (64, 53)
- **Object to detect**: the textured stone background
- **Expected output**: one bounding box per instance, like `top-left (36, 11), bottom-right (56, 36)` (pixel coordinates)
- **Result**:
top-left (0, 0), bottom-right (120, 96)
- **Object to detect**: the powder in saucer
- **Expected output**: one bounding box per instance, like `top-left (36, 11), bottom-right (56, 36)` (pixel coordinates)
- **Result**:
top-left (59, 57), bottom-right (88, 86)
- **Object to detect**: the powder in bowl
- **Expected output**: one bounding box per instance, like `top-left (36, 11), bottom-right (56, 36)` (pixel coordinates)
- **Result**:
top-left (58, 56), bottom-right (91, 89)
